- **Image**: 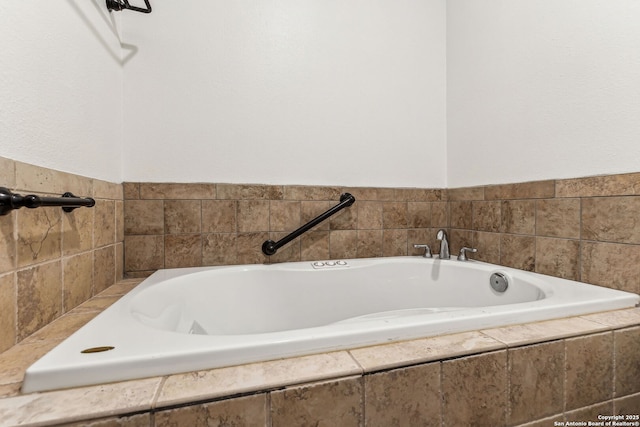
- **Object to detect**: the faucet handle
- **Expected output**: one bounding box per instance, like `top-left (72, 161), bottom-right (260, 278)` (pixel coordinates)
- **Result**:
top-left (457, 247), bottom-right (478, 261)
top-left (413, 244), bottom-right (432, 258)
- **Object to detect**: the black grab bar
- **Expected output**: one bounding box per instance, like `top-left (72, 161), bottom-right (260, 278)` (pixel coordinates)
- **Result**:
top-left (262, 193), bottom-right (356, 256)
top-left (0, 187), bottom-right (95, 216)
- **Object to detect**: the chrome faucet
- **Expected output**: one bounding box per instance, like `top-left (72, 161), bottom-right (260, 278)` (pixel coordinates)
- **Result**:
top-left (413, 244), bottom-right (432, 258)
top-left (436, 229), bottom-right (450, 259)
top-left (457, 247), bottom-right (478, 261)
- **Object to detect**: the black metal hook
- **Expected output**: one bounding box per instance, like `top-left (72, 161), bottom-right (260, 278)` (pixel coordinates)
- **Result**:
top-left (106, 0), bottom-right (152, 14)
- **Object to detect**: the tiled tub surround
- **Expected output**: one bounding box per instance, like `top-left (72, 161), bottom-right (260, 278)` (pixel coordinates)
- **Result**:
top-left (0, 156), bottom-right (124, 354)
top-left (124, 171), bottom-right (640, 298)
top-left (22, 256), bottom-right (639, 393)
top-left (1, 169), bottom-right (640, 425)
top-left (447, 173), bottom-right (640, 296)
top-left (0, 281), bottom-right (638, 426)
top-left (123, 182), bottom-right (448, 276)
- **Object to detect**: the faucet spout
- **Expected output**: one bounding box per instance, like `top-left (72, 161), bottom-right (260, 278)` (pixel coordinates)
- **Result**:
top-left (436, 229), bottom-right (450, 259)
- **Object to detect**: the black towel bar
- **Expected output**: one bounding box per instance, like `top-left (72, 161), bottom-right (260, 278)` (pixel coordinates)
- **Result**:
top-left (0, 187), bottom-right (96, 216)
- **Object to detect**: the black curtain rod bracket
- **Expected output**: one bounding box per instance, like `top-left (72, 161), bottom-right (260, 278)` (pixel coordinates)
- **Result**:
top-left (0, 187), bottom-right (95, 216)
top-left (106, 0), bottom-right (152, 14)
top-left (262, 193), bottom-right (356, 256)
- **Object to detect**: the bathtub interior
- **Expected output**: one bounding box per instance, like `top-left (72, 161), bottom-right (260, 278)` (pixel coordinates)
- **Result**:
top-left (129, 259), bottom-right (547, 335)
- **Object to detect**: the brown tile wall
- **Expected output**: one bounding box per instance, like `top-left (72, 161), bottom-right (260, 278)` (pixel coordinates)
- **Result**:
top-left (449, 172), bottom-right (640, 295)
top-left (125, 172), bottom-right (640, 296)
top-left (108, 328), bottom-right (639, 426)
top-left (0, 157), bottom-right (123, 352)
top-left (123, 183), bottom-right (447, 276)
top-left (3, 164), bottom-right (639, 425)
top-left (119, 176), bottom-right (640, 424)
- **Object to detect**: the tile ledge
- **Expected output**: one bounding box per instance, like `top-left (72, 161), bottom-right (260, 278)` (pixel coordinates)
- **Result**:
top-left (0, 377), bottom-right (161, 427)
top-left (154, 350), bottom-right (363, 409)
top-left (0, 279), bottom-right (144, 392)
top-left (480, 312), bottom-right (626, 347)
top-left (348, 330), bottom-right (506, 373)
top-left (579, 307), bottom-right (640, 329)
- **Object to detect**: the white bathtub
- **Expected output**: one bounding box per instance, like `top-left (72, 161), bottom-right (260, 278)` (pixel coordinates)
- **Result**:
top-left (22, 257), bottom-right (639, 393)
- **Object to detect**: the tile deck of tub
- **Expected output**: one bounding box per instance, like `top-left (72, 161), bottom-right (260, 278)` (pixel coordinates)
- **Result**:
top-left (0, 278), bottom-right (639, 427)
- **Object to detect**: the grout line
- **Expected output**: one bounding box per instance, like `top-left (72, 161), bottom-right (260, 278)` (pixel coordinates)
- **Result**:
top-left (151, 376), bottom-right (167, 410)
top-left (345, 350), bottom-right (365, 376)
top-left (612, 331), bottom-right (617, 399)
top-left (439, 361), bottom-right (444, 427)
top-left (359, 375), bottom-right (366, 427)
top-left (505, 348), bottom-right (511, 426)
top-left (265, 391), bottom-right (272, 427)
top-left (562, 338), bottom-right (567, 415)
top-left (12, 270), bottom-right (17, 350)
top-left (578, 197), bottom-right (583, 282)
